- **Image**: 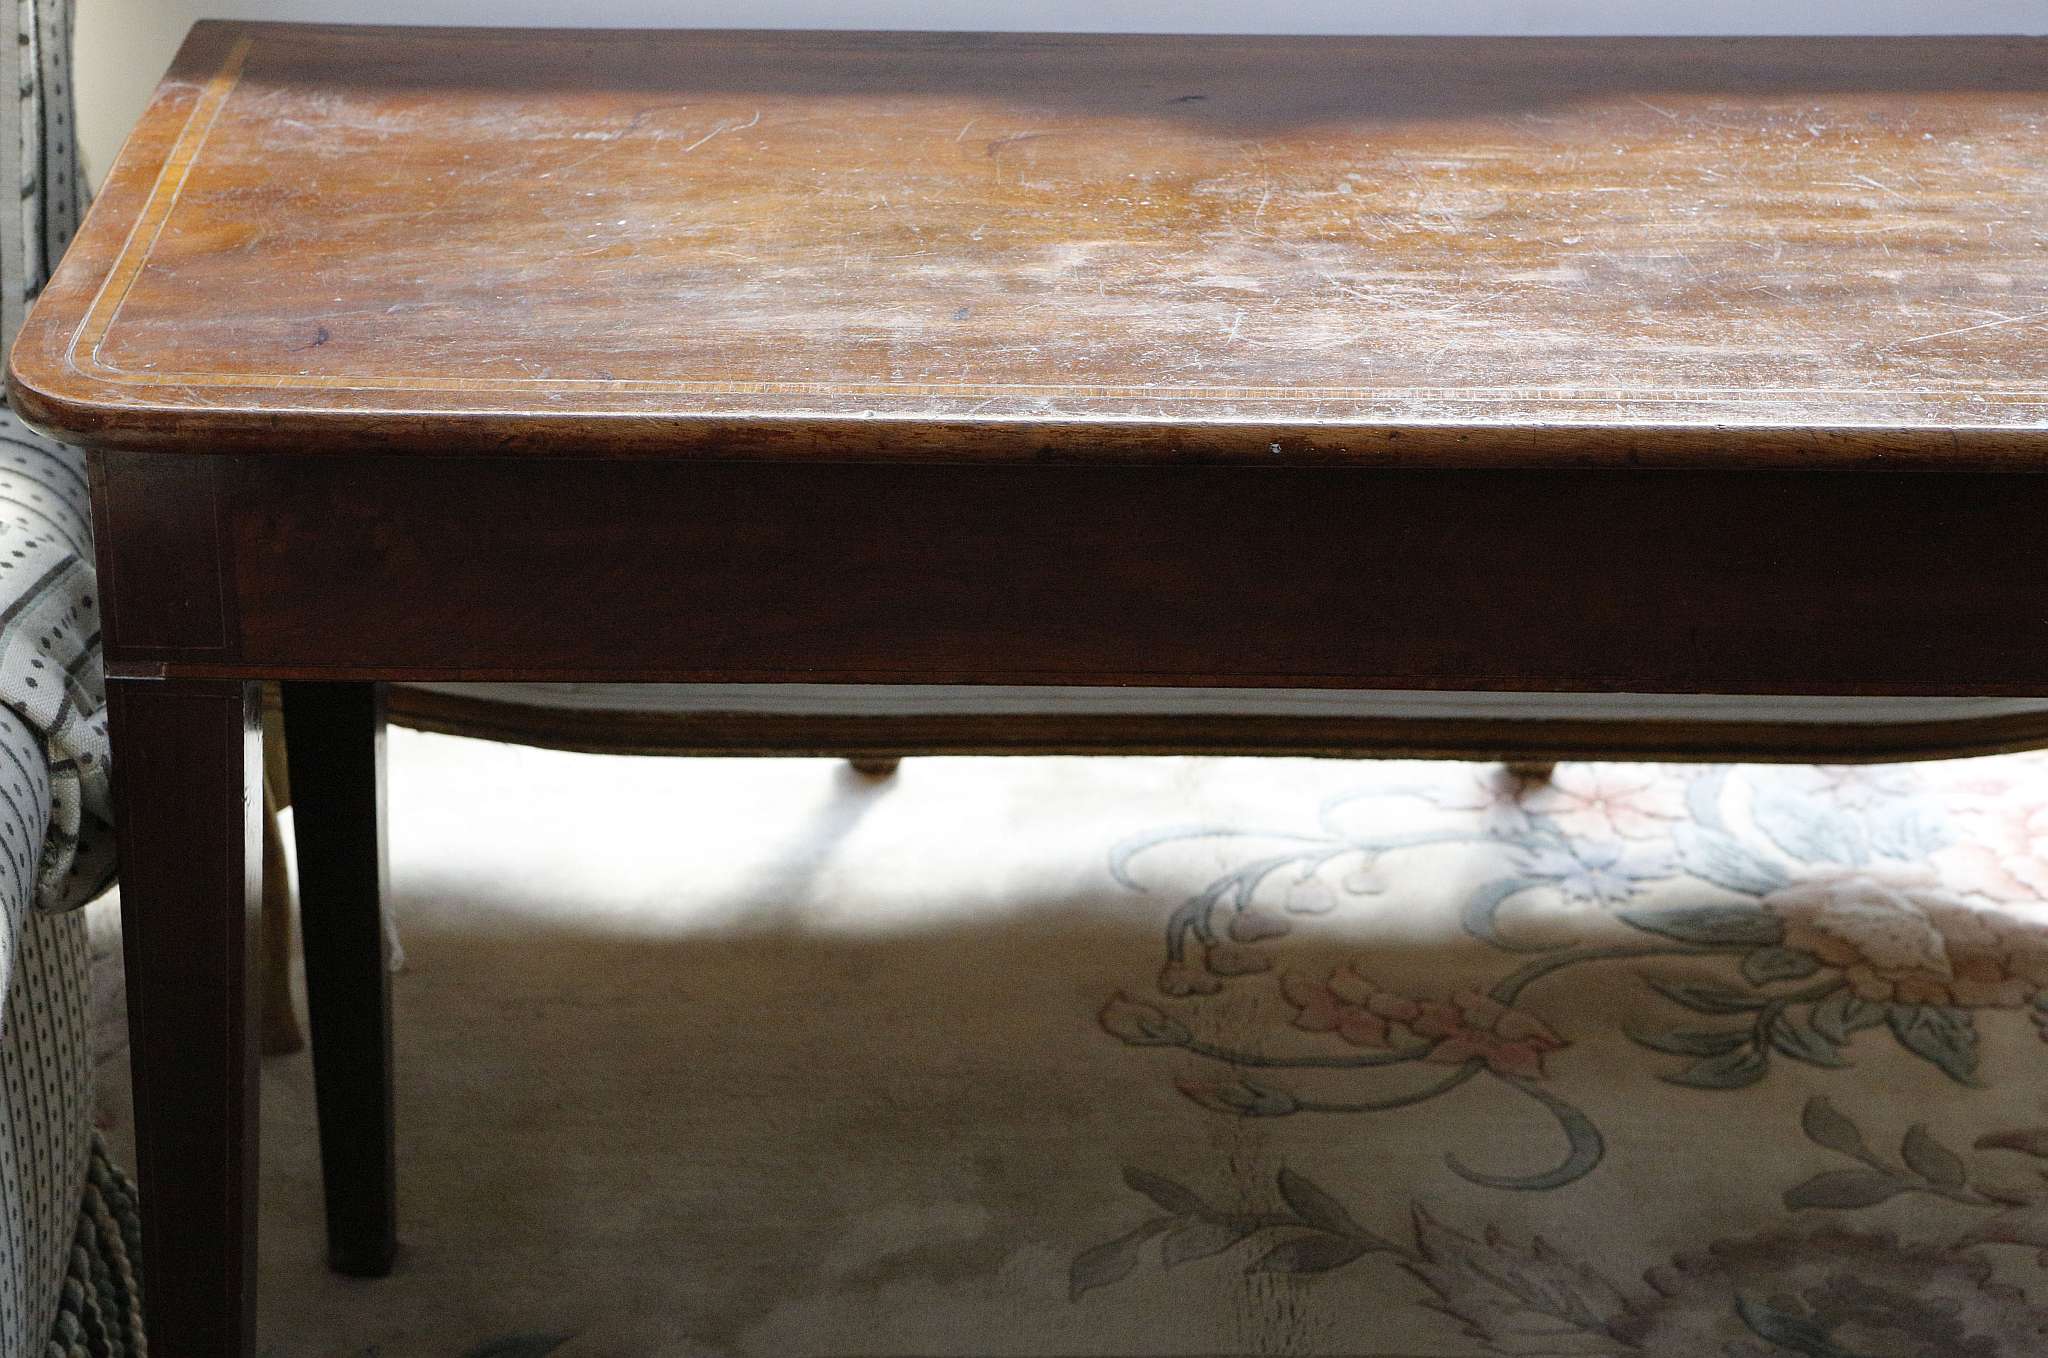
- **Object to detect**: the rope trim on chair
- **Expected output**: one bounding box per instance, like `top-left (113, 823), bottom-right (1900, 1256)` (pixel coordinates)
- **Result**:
top-left (43, 1135), bottom-right (143, 1358)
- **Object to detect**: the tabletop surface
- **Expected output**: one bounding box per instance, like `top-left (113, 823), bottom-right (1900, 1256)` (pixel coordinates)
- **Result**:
top-left (10, 23), bottom-right (2048, 466)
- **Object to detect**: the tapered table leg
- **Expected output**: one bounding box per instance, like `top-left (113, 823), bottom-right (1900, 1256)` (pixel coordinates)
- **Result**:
top-left (281, 681), bottom-right (398, 1277)
top-left (107, 678), bottom-right (263, 1358)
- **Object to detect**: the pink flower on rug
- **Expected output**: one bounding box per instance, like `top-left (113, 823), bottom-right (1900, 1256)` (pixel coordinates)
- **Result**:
top-left (1765, 866), bottom-right (2048, 1008)
top-left (1279, 968), bottom-right (1393, 1048)
top-left (1522, 765), bottom-right (1685, 841)
top-left (1939, 800), bottom-right (2048, 905)
top-left (1280, 966), bottom-right (1566, 1075)
top-left (1408, 989), bottom-right (1568, 1079)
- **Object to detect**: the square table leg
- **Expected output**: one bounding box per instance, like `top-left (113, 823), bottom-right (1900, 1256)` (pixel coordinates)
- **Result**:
top-left (281, 680), bottom-right (398, 1278)
top-left (106, 677), bottom-right (263, 1357)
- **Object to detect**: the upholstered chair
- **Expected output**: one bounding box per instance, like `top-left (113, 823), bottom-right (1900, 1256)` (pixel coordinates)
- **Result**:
top-left (0, 3), bottom-right (142, 1354)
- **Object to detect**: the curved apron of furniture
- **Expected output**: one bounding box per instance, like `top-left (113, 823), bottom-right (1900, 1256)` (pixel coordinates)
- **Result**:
top-left (388, 683), bottom-right (2048, 765)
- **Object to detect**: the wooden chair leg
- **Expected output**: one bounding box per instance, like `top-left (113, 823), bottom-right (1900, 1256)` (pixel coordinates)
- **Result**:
top-left (282, 681), bottom-right (398, 1278)
top-left (1506, 760), bottom-right (1558, 782)
top-left (259, 776), bottom-right (304, 1056)
top-left (108, 678), bottom-right (263, 1357)
top-left (847, 757), bottom-right (901, 778)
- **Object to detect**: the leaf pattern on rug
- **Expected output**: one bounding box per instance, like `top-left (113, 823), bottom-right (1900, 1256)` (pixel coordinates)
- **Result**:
top-left (1076, 1098), bottom-right (2048, 1354)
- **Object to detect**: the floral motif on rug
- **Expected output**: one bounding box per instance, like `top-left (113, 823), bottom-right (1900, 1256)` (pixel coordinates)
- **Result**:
top-left (1084, 759), bottom-right (2048, 1356)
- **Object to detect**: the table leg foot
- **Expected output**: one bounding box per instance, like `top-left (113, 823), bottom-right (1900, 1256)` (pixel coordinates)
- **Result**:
top-left (848, 757), bottom-right (901, 778)
top-left (283, 681), bottom-right (398, 1278)
top-left (108, 678), bottom-right (263, 1357)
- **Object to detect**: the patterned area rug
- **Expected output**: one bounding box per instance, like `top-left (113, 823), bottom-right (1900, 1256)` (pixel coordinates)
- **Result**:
top-left (90, 735), bottom-right (2048, 1355)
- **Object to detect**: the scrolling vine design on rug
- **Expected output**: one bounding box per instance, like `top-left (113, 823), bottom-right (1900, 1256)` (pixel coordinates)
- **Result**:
top-left (1080, 761), bottom-right (2048, 1352)
top-left (1076, 1097), bottom-right (2048, 1353)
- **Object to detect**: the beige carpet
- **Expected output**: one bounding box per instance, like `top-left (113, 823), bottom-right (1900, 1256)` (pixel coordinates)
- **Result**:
top-left (87, 734), bottom-right (2048, 1355)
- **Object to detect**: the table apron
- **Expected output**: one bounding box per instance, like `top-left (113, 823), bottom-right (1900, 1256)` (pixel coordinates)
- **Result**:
top-left (88, 451), bottom-right (2048, 695)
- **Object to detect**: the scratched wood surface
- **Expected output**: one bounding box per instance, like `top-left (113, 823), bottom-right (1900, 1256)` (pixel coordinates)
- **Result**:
top-left (12, 24), bottom-right (2048, 464)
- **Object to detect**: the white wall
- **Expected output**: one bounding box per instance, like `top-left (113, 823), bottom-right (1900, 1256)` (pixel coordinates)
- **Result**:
top-left (75, 1), bottom-right (2048, 184)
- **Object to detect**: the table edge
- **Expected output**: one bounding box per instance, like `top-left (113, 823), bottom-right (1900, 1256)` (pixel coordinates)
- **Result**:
top-left (12, 21), bottom-right (2048, 469)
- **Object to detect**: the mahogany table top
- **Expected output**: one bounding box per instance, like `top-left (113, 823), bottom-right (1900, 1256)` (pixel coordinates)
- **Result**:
top-left (11, 23), bottom-right (2048, 466)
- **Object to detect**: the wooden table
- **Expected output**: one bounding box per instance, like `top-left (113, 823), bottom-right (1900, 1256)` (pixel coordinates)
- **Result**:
top-left (12, 23), bottom-right (2048, 1355)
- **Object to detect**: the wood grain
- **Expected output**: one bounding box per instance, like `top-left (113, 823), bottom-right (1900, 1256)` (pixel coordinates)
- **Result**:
top-left (13, 25), bottom-right (2048, 466)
